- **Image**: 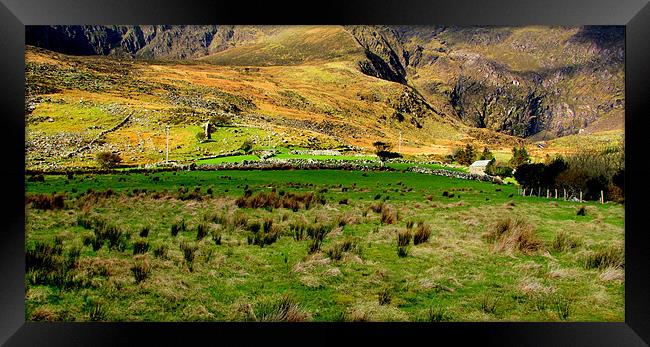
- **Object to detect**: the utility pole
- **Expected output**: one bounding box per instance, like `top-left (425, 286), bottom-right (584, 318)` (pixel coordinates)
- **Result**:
top-left (165, 125), bottom-right (170, 163)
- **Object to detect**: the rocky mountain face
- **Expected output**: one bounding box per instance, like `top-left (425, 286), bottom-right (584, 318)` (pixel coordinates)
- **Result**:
top-left (25, 25), bottom-right (274, 59)
top-left (25, 25), bottom-right (624, 139)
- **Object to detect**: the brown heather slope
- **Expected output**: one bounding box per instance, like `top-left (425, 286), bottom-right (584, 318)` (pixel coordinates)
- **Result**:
top-left (27, 43), bottom-right (523, 169)
top-left (24, 25), bottom-right (623, 170)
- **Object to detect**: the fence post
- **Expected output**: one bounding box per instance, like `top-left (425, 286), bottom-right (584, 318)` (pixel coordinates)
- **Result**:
top-left (601, 190), bottom-right (604, 204)
top-left (555, 189), bottom-right (558, 199)
top-left (538, 187), bottom-right (541, 196)
top-left (547, 189), bottom-right (549, 198)
top-left (564, 188), bottom-right (566, 200)
top-left (579, 191), bottom-right (583, 202)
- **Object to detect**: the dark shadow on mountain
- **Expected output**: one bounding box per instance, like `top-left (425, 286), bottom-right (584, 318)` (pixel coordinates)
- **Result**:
top-left (569, 26), bottom-right (624, 49)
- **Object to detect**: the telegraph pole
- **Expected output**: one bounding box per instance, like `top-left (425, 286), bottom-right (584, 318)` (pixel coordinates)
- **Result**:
top-left (165, 125), bottom-right (170, 163)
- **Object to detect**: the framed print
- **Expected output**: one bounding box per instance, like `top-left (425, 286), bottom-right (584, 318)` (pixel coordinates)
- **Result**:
top-left (1, 0), bottom-right (649, 345)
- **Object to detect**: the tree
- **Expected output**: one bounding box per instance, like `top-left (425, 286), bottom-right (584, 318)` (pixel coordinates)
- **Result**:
top-left (479, 147), bottom-right (494, 161)
top-left (373, 141), bottom-right (392, 153)
top-left (373, 141), bottom-right (401, 163)
top-left (454, 143), bottom-right (477, 166)
top-left (240, 139), bottom-right (254, 154)
top-left (96, 151), bottom-right (122, 169)
top-left (509, 146), bottom-right (530, 168)
top-left (514, 163), bottom-right (545, 189)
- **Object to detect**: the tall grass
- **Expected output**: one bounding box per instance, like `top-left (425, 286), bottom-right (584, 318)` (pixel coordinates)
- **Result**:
top-left (485, 218), bottom-right (541, 255)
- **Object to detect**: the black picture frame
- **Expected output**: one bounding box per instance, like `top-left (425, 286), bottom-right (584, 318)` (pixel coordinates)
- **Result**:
top-left (1, 0), bottom-right (649, 345)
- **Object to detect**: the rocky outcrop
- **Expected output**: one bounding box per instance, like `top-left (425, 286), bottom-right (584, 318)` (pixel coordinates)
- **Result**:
top-left (346, 26), bottom-right (410, 84)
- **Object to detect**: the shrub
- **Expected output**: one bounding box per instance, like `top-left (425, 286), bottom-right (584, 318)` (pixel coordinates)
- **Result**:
top-left (96, 151), bottom-right (122, 169)
top-left (378, 288), bottom-right (392, 305)
top-left (413, 222), bottom-right (432, 245)
top-left (583, 245), bottom-right (624, 270)
top-left (130, 259), bottom-right (151, 284)
top-left (485, 218), bottom-right (542, 255)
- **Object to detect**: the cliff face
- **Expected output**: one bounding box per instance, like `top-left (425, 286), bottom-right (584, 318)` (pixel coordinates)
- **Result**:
top-left (25, 25), bottom-right (624, 139)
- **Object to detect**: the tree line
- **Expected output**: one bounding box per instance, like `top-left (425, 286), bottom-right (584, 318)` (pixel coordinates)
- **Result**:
top-left (448, 141), bottom-right (624, 202)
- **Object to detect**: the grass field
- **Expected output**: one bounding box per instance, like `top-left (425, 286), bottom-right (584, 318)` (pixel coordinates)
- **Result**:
top-left (25, 169), bottom-right (624, 322)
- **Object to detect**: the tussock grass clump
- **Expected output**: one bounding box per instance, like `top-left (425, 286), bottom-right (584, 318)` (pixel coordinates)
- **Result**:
top-left (576, 206), bottom-right (586, 216)
top-left (306, 223), bottom-right (331, 242)
top-left (87, 303), bottom-right (107, 322)
top-left (236, 191), bottom-right (325, 211)
top-left (26, 241), bottom-right (88, 290)
top-left (583, 245), bottom-right (624, 270)
top-left (406, 220), bottom-right (415, 229)
top-left (485, 218), bottom-right (542, 255)
top-left (397, 229), bottom-right (412, 247)
top-left (551, 231), bottom-right (581, 252)
top-left (247, 295), bottom-right (310, 322)
top-left (290, 219), bottom-right (309, 241)
top-left (153, 244), bottom-right (168, 259)
top-left (130, 258), bottom-right (151, 284)
top-left (139, 226), bottom-right (150, 238)
top-left (423, 306), bottom-right (451, 322)
top-left (380, 205), bottom-right (399, 225)
top-left (171, 218), bottom-right (186, 237)
top-left (307, 239), bottom-right (322, 254)
top-left (480, 295), bottom-right (499, 315)
top-left (326, 238), bottom-right (360, 261)
top-left (196, 223), bottom-right (209, 241)
top-left (413, 222), bottom-right (432, 245)
top-left (180, 241), bottom-right (198, 271)
top-left (378, 288), bottom-right (392, 305)
top-left (212, 230), bottom-right (222, 245)
top-left (246, 219), bottom-right (280, 247)
top-left (132, 240), bottom-right (149, 255)
top-left (554, 296), bottom-right (573, 320)
top-left (232, 212), bottom-right (249, 229)
top-left (26, 193), bottom-right (65, 210)
top-left (397, 229), bottom-right (412, 257)
top-left (26, 241), bottom-right (62, 273)
top-left (93, 224), bottom-right (128, 251)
